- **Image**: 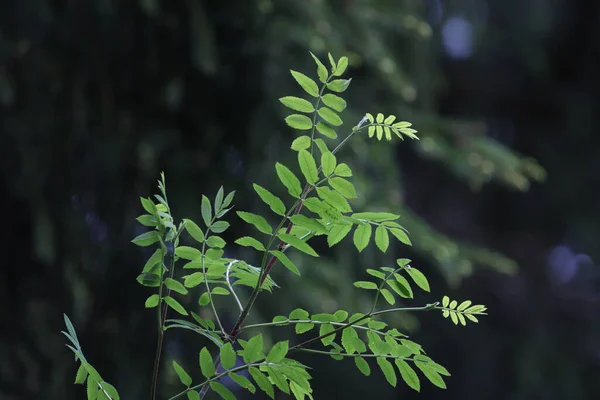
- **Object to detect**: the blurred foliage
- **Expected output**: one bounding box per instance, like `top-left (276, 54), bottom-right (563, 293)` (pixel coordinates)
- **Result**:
top-left (1, 0), bottom-right (598, 399)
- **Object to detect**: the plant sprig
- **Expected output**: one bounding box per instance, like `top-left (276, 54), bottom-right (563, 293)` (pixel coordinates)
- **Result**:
top-left (62, 52), bottom-right (488, 400)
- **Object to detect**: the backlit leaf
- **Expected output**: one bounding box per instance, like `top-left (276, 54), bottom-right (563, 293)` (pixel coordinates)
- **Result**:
top-left (220, 343), bottom-right (236, 370)
top-left (210, 382), bottom-right (236, 400)
top-left (201, 195), bottom-right (212, 227)
top-left (327, 78), bottom-right (352, 93)
top-left (266, 340), bottom-right (289, 363)
top-left (164, 278), bottom-right (188, 295)
top-left (355, 357), bottom-right (371, 376)
top-left (353, 224), bottom-right (372, 252)
top-left (235, 236), bottom-right (266, 251)
top-left (377, 357), bottom-right (397, 387)
top-left (183, 219), bottom-right (205, 243)
top-left (406, 268), bottom-right (430, 292)
top-left (199, 347), bottom-right (215, 378)
top-left (329, 177), bottom-right (357, 198)
top-left (237, 211), bottom-right (272, 235)
top-left (316, 121), bottom-right (337, 139)
top-left (334, 56), bottom-right (349, 76)
top-left (279, 96), bottom-right (315, 113)
top-left (327, 223), bottom-right (353, 247)
top-left (278, 233), bottom-right (318, 257)
top-left (290, 70), bottom-right (319, 97)
top-left (374, 225), bottom-right (390, 252)
top-left (271, 250), bottom-right (301, 275)
top-left (285, 114), bottom-right (313, 130)
top-left (290, 135), bottom-right (312, 151)
top-left (310, 51), bottom-right (328, 83)
top-left (321, 151), bottom-right (337, 176)
top-left (334, 163), bottom-right (352, 177)
top-left (131, 231), bottom-right (160, 247)
top-left (253, 184), bottom-right (286, 216)
top-left (298, 150), bottom-right (319, 185)
top-left (164, 297), bottom-right (188, 316)
top-left (395, 359), bottom-right (420, 392)
top-left (172, 360), bottom-right (192, 386)
top-left (318, 107), bottom-right (343, 126)
top-left (321, 93), bottom-right (346, 112)
top-left (275, 163), bottom-right (303, 197)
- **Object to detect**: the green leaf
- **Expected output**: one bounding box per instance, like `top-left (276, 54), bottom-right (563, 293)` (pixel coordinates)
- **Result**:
top-left (220, 343), bottom-right (237, 370)
top-left (319, 323), bottom-right (336, 346)
top-left (353, 281), bottom-right (378, 290)
top-left (321, 94), bottom-right (346, 112)
top-left (334, 163), bottom-right (352, 177)
top-left (318, 107), bottom-right (343, 126)
top-left (142, 249), bottom-right (163, 273)
top-left (390, 228), bottom-right (412, 245)
top-left (321, 151), bottom-right (337, 176)
top-left (327, 78), bottom-right (352, 93)
top-left (266, 340), bottom-right (289, 363)
top-left (310, 51), bottom-right (328, 83)
top-left (198, 292), bottom-right (211, 306)
top-left (271, 250), bottom-right (301, 276)
top-left (144, 294), bottom-right (160, 308)
top-left (328, 53), bottom-right (337, 71)
top-left (250, 188), bottom-right (286, 218)
top-left (211, 287), bottom-right (230, 295)
top-left (101, 382), bottom-right (120, 400)
top-left (314, 138), bottom-right (330, 154)
top-left (289, 308), bottom-right (309, 320)
top-left (395, 359), bottom-right (420, 392)
top-left (290, 70), bottom-right (319, 97)
top-left (222, 191), bottom-right (235, 208)
top-left (183, 219), bottom-right (205, 242)
top-left (201, 195), bottom-right (212, 227)
top-left (131, 230), bottom-right (160, 247)
top-left (187, 391), bottom-right (200, 400)
top-left (136, 272), bottom-right (161, 287)
top-left (295, 321), bottom-right (314, 334)
top-left (214, 186), bottom-right (225, 213)
top-left (290, 135), bottom-right (312, 151)
top-left (377, 357), bottom-right (397, 387)
top-left (229, 372), bottom-right (256, 394)
top-left (442, 296), bottom-right (449, 308)
top-left (206, 236), bottom-right (226, 248)
top-left (278, 233), bottom-right (319, 257)
top-left (333, 310), bottom-right (348, 322)
top-left (317, 187), bottom-right (351, 212)
top-left (164, 278), bottom-right (188, 295)
top-left (341, 327), bottom-right (358, 354)
top-left (199, 347), bottom-right (215, 378)
top-left (137, 214), bottom-right (157, 227)
top-left (297, 149), bottom-right (319, 185)
top-left (355, 357), bottom-right (371, 376)
top-left (353, 224), bottom-right (372, 252)
top-left (249, 367), bottom-right (274, 399)
top-left (327, 223), bottom-right (353, 247)
top-left (374, 226), bottom-right (390, 252)
top-left (210, 221), bottom-right (230, 233)
top-left (290, 214), bottom-right (327, 234)
top-left (235, 236), bottom-right (266, 251)
top-left (396, 258), bottom-right (411, 267)
top-left (279, 96), bottom-right (315, 113)
top-left (74, 363), bottom-right (88, 384)
top-left (406, 268), bottom-right (430, 292)
top-left (210, 382), bottom-right (236, 400)
top-left (380, 288), bottom-right (396, 305)
top-left (285, 114), bottom-right (313, 130)
top-left (390, 274), bottom-right (413, 298)
top-left (366, 269), bottom-right (386, 279)
top-left (334, 56), bottom-right (349, 76)
top-left (275, 163), bottom-right (303, 198)
top-left (352, 212), bottom-right (400, 222)
top-left (175, 246), bottom-right (202, 260)
top-left (242, 334), bottom-right (264, 363)
top-left (415, 362), bottom-right (447, 389)
top-left (267, 367), bottom-right (290, 394)
top-left (329, 177), bottom-right (357, 198)
top-left (237, 211), bottom-right (272, 235)
top-left (316, 121), bottom-right (337, 139)
top-left (163, 296), bottom-right (188, 316)
top-left (172, 360), bottom-right (192, 386)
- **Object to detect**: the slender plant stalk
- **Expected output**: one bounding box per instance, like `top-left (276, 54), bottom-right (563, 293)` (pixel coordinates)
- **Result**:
top-left (151, 247), bottom-right (176, 400)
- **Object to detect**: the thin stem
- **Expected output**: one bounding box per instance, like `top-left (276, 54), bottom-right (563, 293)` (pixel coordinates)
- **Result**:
top-left (296, 348), bottom-right (418, 361)
top-left (240, 319), bottom-right (407, 338)
top-left (226, 260), bottom-right (243, 312)
top-left (289, 305), bottom-right (434, 353)
top-left (150, 248), bottom-right (176, 400)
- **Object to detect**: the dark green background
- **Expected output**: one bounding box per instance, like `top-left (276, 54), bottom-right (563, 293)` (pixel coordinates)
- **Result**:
top-left (2, 1), bottom-right (599, 399)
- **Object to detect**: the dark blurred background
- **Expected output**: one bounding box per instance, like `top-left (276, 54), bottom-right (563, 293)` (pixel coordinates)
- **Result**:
top-left (2, 0), bottom-right (599, 399)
